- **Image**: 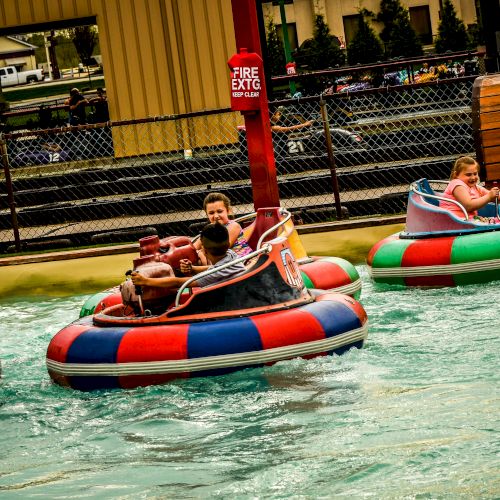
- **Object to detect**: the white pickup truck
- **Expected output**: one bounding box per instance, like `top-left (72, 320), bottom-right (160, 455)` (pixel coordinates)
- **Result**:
top-left (0, 66), bottom-right (44, 87)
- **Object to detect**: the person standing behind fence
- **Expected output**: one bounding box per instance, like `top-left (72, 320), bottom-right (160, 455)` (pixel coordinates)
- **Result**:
top-left (270, 107), bottom-right (314, 133)
top-left (65, 88), bottom-right (88, 126)
top-left (89, 87), bottom-right (109, 123)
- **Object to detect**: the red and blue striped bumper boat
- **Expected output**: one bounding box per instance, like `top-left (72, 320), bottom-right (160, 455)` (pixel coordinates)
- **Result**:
top-left (47, 211), bottom-right (368, 391)
top-left (79, 208), bottom-right (362, 317)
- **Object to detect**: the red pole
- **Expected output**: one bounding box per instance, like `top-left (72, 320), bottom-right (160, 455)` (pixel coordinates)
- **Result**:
top-left (230, 0), bottom-right (280, 209)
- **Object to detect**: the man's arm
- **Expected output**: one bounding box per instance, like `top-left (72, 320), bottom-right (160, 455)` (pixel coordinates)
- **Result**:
top-left (271, 120), bottom-right (313, 133)
top-left (70, 98), bottom-right (88, 110)
top-left (131, 272), bottom-right (197, 290)
top-left (180, 258), bottom-right (208, 276)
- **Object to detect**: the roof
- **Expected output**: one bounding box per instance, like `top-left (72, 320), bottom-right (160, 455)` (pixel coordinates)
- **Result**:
top-left (5, 36), bottom-right (38, 49)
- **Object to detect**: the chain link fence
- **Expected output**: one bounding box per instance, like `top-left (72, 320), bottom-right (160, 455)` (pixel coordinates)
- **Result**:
top-left (0, 74), bottom-right (479, 253)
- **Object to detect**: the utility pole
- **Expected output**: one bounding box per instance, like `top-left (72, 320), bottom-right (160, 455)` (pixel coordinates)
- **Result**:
top-left (46, 30), bottom-right (61, 80)
top-left (44, 32), bottom-right (52, 80)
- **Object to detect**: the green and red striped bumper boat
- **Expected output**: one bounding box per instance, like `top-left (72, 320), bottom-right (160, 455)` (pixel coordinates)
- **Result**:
top-left (367, 179), bottom-right (500, 287)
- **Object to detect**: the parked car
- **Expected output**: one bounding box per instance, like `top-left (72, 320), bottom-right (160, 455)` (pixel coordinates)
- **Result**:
top-left (238, 113), bottom-right (363, 157)
top-left (0, 66), bottom-right (44, 87)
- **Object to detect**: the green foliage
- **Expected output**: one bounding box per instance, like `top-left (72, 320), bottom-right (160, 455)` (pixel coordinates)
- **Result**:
top-left (434, 0), bottom-right (468, 53)
top-left (347, 9), bottom-right (384, 65)
top-left (466, 23), bottom-right (484, 50)
top-left (377, 0), bottom-right (405, 44)
top-left (265, 18), bottom-right (286, 76)
top-left (27, 33), bottom-right (48, 65)
top-left (313, 14), bottom-right (345, 68)
top-left (70, 26), bottom-right (97, 65)
top-left (56, 36), bottom-right (82, 69)
top-left (387, 13), bottom-right (423, 58)
top-left (300, 14), bottom-right (345, 69)
top-left (27, 28), bottom-right (101, 70)
top-left (377, 0), bottom-right (422, 58)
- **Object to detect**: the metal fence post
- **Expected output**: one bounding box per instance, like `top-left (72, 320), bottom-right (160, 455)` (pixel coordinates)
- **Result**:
top-left (0, 136), bottom-right (21, 252)
top-left (319, 95), bottom-right (343, 220)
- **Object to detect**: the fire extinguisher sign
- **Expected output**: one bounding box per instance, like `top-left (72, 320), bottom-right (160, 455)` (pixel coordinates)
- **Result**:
top-left (231, 67), bottom-right (261, 98)
top-left (228, 49), bottom-right (263, 111)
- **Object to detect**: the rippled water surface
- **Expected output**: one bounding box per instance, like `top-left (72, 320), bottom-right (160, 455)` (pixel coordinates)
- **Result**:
top-left (1, 267), bottom-right (498, 499)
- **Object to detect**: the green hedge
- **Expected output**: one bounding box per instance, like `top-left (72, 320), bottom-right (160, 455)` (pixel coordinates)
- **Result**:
top-left (3, 76), bottom-right (105, 104)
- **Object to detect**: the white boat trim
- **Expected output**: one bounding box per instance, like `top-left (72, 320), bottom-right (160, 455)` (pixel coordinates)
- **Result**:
top-left (368, 258), bottom-right (500, 278)
top-left (46, 323), bottom-right (368, 377)
top-left (331, 278), bottom-right (362, 296)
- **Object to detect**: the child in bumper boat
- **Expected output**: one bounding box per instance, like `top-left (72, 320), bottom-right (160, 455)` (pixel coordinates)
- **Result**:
top-left (195, 192), bottom-right (252, 264)
top-left (440, 156), bottom-right (499, 223)
top-left (131, 223), bottom-right (247, 291)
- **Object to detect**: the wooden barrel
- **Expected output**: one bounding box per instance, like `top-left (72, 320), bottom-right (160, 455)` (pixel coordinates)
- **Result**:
top-left (472, 74), bottom-right (500, 182)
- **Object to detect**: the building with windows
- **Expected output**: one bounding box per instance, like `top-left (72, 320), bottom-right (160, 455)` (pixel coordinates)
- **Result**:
top-left (262, 0), bottom-right (479, 53)
top-left (0, 36), bottom-right (38, 71)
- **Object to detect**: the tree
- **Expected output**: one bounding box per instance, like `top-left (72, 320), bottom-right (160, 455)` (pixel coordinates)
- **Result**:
top-left (70, 25), bottom-right (97, 65)
top-left (347, 9), bottom-right (384, 65)
top-left (377, 0), bottom-right (422, 58)
top-left (56, 32), bottom-right (81, 69)
top-left (265, 18), bottom-right (286, 76)
top-left (310, 14), bottom-right (345, 69)
top-left (377, 0), bottom-right (405, 44)
top-left (26, 33), bottom-right (47, 65)
top-left (27, 30), bottom-right (101, 70)
top-left (434, 0), bottom-right (468, 53)
top-left (466, 23), bottom-right (484, 51)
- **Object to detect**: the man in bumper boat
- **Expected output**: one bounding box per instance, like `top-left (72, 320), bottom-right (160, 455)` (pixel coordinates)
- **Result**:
top-left (131, 223), bottom-right (247, 291)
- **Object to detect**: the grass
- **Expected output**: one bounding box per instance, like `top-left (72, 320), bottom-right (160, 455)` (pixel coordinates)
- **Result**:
top-left (3, 75), bottom-right (105, 104)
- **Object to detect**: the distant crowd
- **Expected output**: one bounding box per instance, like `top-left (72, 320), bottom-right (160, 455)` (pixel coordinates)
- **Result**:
top-left (316, 58), bottom-right (480, 95)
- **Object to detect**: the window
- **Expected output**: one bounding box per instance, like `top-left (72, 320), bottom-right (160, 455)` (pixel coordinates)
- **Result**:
top-left (343, 15), bottom-right (360, 46)
top-left (277, 23), bottom-right (298, 52)
top-left (409, 6), bottom-right (432, 45)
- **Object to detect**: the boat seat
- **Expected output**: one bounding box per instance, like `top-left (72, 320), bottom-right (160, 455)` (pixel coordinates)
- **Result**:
top-left (167, 253), bottom-right (301, 318)
top-left (416, 178), bottom-right (439, 206)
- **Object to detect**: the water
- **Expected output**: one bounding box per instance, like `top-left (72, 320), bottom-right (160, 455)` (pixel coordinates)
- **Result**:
top-left (0, 267), bottom-right (498, 499)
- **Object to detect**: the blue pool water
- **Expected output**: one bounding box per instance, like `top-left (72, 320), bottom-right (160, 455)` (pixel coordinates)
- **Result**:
top-left (0, 267), bottom-right (498, 498)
